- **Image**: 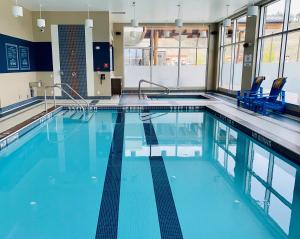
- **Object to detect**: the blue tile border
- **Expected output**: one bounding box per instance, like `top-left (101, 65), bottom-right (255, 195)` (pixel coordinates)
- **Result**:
top-left (142, 110), bottom-right (184, 239)
top-left (95, 110), bottom-right (125, 239)
top-left (0, 107), bottom-right (63, 152)
top-left (62, 105), bottom-right (205, 111)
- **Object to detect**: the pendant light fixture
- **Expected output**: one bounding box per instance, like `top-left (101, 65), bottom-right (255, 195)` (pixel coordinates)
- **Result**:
top-left (223, 5), bottom-right (231, 28)
top-left (85, 4), bottom-right (94, 29)
top-left (175, 3), bottom-right (183, 28)
top-left (37, 4), bottom-right (46, 31)
top-left (131, 1), bottom-right (139, 28)
top-left (12, 0), bottom-right (23, 18)
top-left (247, 0), bottom-right (258, 17)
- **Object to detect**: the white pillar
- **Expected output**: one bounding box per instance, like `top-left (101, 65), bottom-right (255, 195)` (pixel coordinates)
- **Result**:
top-left (51, 25), bottom-right (62, 96)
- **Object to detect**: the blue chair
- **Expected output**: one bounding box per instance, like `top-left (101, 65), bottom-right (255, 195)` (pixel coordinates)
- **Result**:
top-left (237, 76), bottom-right (265, 109)
top-left (251, 77), bottom-right (287, 115)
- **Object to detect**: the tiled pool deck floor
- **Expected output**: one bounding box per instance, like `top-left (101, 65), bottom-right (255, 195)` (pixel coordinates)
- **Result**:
top-left (1, 93), bottom-right (300, 161)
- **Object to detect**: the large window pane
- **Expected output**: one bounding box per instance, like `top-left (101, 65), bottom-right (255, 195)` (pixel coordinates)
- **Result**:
top-left (232, 43), bottom-right (244, 91)
top-left (180, 48), bottom-right (207, 87)
top-left (288, 0), bottom-right (300, 30)
top-left (224, 24), bottom-right (234, 45)
top-left (263, 0), bottom-right (285, 36)
top-left (220, 46), bottom-right (232, 89)
top-left (284, 31), bottom-right (300, 104)
top-left (236, 16), bottom-right (247, 42)
top-left (219, 15), bottom-right (246, 92)
top-left (124, 48), bottom-right (151, 87)
top-left (124, 25), bottom-right (208, 89)
top-left (258, 35), bottom-right (282, 90)
top-left (152, 48), bottom-right (178, 87)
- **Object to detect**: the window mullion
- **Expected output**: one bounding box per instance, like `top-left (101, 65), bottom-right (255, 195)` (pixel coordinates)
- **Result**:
top-left (279, 0), bottom-right (291, 77)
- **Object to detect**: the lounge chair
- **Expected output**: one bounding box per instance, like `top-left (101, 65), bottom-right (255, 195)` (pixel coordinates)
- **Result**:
top-left (237, 76), bottom-right (265, 109)
top-left (251, 77), bottom-right (287, 115)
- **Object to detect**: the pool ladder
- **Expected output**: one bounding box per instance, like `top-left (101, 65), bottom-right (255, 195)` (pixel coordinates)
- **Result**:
top-left (44, 83), bottom-right (94, 122)
top-left (138, 79), bottom-right (170, 99)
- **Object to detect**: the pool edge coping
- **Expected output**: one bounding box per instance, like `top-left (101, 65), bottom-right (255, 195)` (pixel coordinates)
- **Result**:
top-left (0, 106), bottom-right (63, 151)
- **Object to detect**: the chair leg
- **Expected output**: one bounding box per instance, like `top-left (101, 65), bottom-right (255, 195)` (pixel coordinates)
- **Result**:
top-left (262, 105), bottom-right (268, 115)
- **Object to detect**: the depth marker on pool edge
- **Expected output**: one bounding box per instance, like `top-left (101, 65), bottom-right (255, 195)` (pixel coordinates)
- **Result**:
top-left (142, 110), bottom-right (184, 239)
top-left (95, 110), bottom-right (125, 239)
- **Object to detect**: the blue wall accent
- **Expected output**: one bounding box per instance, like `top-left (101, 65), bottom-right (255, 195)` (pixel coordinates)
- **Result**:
top-left (1, 33), bottom-right (113, 74)
top-left (0, 34), bottom-right (53, 73)
top-left (58, 25), bottom-right (87, 97)
top-left (93, 42), bottom-right (112, 72)
top-left (34, 42), bottom-right (53, 71)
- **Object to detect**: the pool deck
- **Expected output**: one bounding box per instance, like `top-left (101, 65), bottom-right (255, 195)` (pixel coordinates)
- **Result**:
top-left (0, 93), bottom-right (300, 162)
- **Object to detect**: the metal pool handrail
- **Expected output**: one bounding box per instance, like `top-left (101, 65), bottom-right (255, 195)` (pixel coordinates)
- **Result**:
top-left (44, 85), bottom-right (85, 113)
top-left (55, 83), bottom-right (89, 108)
top-left (138, 79), bottom-right (170, 99)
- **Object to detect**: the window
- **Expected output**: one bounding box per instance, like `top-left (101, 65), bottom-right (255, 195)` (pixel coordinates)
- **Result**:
top-left (263, 0), bottom-right (285, 35)
top-left (258, 35), bottom-right (282, 90)
top-left (124, 27), bottom-right (151, 87)
top-left (220, 46), bottom-right (233, 89)
top-left (218, 15), bottom-right (247, 91)
top-left (124, 25), bottom-right (209, 89)
top-left (283, 31), bottom-right (300, 103)
top-left (288, 0), bottom-right (300, 30)
top-left (257, 0), bottom-right (300, 105)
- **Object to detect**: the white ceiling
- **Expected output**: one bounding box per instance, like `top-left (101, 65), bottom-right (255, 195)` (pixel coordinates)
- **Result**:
top-left (20, 0), bottom-right (258, 23)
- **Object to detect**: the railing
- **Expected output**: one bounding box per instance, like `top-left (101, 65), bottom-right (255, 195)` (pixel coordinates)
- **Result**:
top-left (44, 84), bottom-right (86, 113)
top-left (55, 83), bottom-right (89, 108)
top-left (138, 79), bottom-right (170, 99)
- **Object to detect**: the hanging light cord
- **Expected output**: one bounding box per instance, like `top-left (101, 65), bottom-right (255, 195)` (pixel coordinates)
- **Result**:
top-left (39, 3), bottom-right (42, 19)
top-left (226, 4), bottom-right (229, 17)
top-left (87, 4), bottom-right (90, 19)
top-left (133, 2), bottom-right (136, 21)
top-left (177, 4), bottom-right (181, 19)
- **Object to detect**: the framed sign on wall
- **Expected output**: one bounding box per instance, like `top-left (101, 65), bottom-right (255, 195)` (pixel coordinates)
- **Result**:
top-left (19, 46), bottom-right (30, 70)
top-left (5, 43), bottom-right (19, 71)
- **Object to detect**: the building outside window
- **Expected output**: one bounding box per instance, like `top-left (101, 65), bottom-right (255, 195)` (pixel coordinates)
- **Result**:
top-left (124, 25), bottom-right (209, 89)
top-left (256, 0), bottom-right (300, 105)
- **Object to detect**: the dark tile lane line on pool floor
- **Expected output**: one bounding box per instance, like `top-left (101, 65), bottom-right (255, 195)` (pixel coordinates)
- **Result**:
top-left (95, 110), bottom-right (125, 239)
top-left (142, 109), bottom-right (184, 239)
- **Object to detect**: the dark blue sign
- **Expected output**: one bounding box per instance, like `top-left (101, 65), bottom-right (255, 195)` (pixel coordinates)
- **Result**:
top-left (19, 46), bottom-right (30, 70)
top-left (5, 43), bottom-right (19, 71)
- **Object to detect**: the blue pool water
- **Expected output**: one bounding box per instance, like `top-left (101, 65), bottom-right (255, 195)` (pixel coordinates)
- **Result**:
top-left (0, 110), bottom-right (298, 239)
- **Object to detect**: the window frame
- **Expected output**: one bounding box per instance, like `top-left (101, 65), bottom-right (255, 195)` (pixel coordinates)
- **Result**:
top-left (218, 14), bottom-right (247, 92)
top-left (256, 0), bottom-right (300, 105)
top-left (123, 25), bottom-right (210, 89)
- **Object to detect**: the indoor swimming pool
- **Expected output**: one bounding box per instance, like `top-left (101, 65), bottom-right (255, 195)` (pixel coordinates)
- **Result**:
top-left (0, 109), bottom-right (298, 239)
